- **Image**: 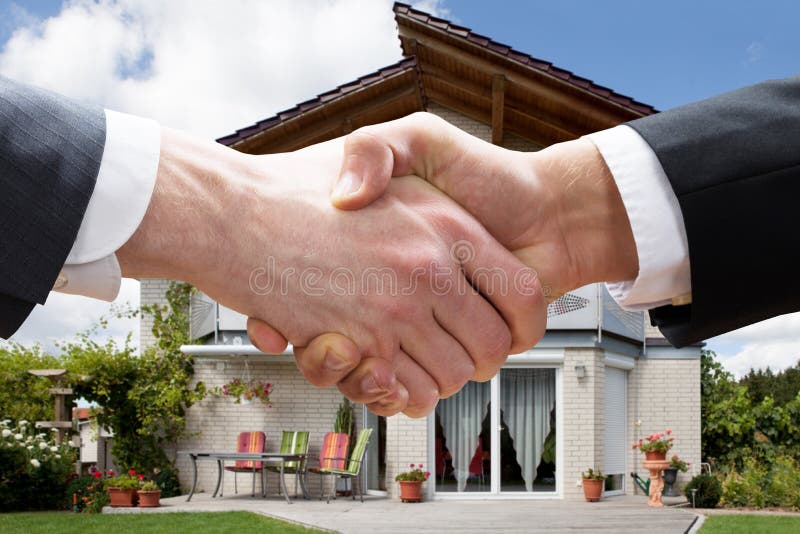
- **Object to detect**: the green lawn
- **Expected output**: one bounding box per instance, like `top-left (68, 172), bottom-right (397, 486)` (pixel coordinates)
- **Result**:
top-left (700, 515), bottom-right (800, 533)
top-left (0, 511), bottom-right (324, 534)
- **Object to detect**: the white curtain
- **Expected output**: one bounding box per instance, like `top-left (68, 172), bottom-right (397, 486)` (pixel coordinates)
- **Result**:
top-left (436, 381), bottom-right (490, 492)
top-left (500, 369), bottom-right (556, 492)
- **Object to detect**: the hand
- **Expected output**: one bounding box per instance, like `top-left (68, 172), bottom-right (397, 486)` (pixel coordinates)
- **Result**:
top-left (248, 113), bottom-right (638, 413)
top-left (116, 126), bottom-right (546, 417)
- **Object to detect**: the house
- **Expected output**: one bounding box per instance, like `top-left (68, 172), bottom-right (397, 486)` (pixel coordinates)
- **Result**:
top-left (73, 407), bottom-right (115, 472)
top-left (142, 3), bottom-right (701, 501)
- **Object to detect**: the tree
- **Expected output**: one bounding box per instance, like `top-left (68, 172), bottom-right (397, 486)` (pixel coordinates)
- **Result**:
top-left (0, 344), bottom-right (62, 423)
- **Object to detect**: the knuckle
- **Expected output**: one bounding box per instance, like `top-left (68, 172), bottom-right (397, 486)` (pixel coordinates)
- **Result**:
top-left (438, 361), bottom-right (474, 399)
top-left (404, 387), bottom-right (439, 418)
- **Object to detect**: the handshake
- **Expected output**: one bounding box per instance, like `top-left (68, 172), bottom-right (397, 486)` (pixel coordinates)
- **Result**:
top-left (118, 113), bottom-right (639, 418)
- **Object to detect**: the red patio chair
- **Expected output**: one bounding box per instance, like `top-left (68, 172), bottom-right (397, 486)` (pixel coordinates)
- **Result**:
top-left (223, 431), bottom-right (266, 497)
top-left (307, 432), bottom-right (350, 499)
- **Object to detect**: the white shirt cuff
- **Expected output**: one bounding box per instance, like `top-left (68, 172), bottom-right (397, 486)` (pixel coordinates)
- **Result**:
top-left (585, 125), bottom-right (691, 311)
top-left (54, 109), bottom-right (160, 302)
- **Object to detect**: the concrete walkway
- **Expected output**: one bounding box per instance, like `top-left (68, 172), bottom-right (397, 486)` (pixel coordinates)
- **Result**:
top-left (106, 493), bottom-right (700, 533)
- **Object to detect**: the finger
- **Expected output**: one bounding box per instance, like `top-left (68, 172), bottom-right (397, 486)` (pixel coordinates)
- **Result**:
top-left (394, 350), bottom-right (441, 418)
top-left (292, 333), bottom-right (362, 388)
top-left (336, 356), bottom-right (405, 407)
top-left (454, 231), bottom-right (547, 355)
top-left (399, 321), bottom-right (474, 398)
top-left (247, 317), bottom-right (289, 354)
top-left (331, 112), bottom-right (458, 210)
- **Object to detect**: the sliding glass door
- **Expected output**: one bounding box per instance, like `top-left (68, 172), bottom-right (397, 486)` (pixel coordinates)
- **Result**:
top-left (433, 365), bottom-right (559, 496)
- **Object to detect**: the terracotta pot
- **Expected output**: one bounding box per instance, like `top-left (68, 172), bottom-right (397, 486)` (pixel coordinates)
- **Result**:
top-left (645, 450), bottom-right (667, 461)
top-left (137, 490), bottom-right (161, 508)
top-left (398, 480), bottom-right (423, 503)
top-left (108, 487), bottom-right (138, 507)
top-left (582, 478), bottom-right (604, 502)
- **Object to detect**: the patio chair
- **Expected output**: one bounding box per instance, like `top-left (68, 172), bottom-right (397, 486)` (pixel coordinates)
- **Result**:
top-left (310, 428), bottom-right (373, 504)
top-left (264, 430), bottom-right (310, 497)
top-left (223, 431), bottom-right (266, 497)
top-left (307, 432), bottom-right (349, 500)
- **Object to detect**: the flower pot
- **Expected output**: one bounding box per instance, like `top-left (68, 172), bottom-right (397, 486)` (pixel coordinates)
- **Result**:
top-left (137, 489), bottom-right (161, 507)
top-left (582, 478), bottom-right (604, 502)
top-left (645, 450), bottom-right (667, 461)
top-left (662, 467), bottom-right (680, 497)
top-left (398, 480), bottom-right (423, 503)
top-left (108, 487), bottom-right (138, 507)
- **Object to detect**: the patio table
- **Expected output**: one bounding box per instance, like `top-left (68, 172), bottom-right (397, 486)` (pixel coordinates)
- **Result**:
top-left (178, 451), bottom-right (309, 504)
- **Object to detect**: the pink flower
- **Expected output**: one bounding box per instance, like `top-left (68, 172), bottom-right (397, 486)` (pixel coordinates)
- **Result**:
top-left (424, 472), bottom-right (430, 478)
top-left (409, 464), bottom-right (415, 468)
top-left (418, 464), bottom-right (424, 468)
top-left (666, 429), bottom-right (672, 435)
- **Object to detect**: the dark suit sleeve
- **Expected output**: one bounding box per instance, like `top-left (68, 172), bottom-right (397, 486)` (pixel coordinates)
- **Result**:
top-left (626, 75), bottom-right (800, 347)
top-left (0, 77), bottom-right (106, 338)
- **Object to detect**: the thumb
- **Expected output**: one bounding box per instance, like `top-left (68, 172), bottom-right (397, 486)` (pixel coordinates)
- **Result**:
top-left (331, 130), bottom-right (395, 210)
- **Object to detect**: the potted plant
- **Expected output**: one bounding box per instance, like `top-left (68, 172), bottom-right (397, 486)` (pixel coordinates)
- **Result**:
top-left (395, 463), bottom-right (430, 503)
top-left (581, 468), bottom-right (606, 502)
top-left (105, 469), bottom-right (143, 507)
top-left (333, 398), bottom-right (356, 495)
top-left (137, 480), bottom-right (161, 507)
top-left (663, 455), bottom-right (690, 497)
top-left (216, 378), bottom-right (273, 406)
top-left (632, 429), bottom-right (675, 461)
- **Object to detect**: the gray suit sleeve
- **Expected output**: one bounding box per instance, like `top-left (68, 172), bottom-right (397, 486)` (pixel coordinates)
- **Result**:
top-left (627, 75), bottom-right (800, 346)
top-left (0, 76), bottom-right (106, 338)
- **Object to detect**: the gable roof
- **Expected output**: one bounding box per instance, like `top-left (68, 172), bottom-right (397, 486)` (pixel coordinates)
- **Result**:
top-left (219, 3), bottom-right (655, 153)
top-left (393, 3), bottom-right (656, 116)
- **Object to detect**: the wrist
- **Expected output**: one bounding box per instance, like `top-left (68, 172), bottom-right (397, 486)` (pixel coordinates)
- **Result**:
top-left (117, 127), bottom-right (239, 283)
top-left (533, 138), bottom-right (638, 291)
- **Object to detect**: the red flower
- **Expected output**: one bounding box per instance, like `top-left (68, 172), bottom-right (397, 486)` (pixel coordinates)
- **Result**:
top-left (128, 469), bottom-right (137, 476)
top-left (418, 464), bottom-right (423, 468)
top-left (424, 472), bottom-right (431, 478)
top-left (107, 470), bottom-right (115, 476)
top-left (138, 474), bottom-right (145, 480)
top-left (92, 471), bottom-right (102, 479)
top-left (409, 464), bottom-right (414, 468)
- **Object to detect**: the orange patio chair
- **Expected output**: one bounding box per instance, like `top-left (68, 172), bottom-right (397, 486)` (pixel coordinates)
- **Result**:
top-left (223, 431), bottom-right (266, 497)
top-left (307, 432), bottom-right (349, 499)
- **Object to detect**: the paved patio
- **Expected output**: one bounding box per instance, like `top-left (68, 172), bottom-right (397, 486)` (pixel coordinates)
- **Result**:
top-left (106, 493), bottom-right (700, 533)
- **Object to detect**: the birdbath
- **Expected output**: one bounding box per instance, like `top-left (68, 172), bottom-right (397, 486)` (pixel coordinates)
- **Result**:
top-left (642, 459), bottom-right (670, 507)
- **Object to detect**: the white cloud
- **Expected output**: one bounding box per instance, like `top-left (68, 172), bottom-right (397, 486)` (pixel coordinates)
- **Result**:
top-left (705, 312), bottom-right (800, 377)
top-left (744, 41), bottom-right (765, 65)
top-left (1, 0), bottom-right (446, 348)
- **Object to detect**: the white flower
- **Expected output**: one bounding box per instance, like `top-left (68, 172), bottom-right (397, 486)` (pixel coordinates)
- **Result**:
top-left (30, 459), bottom-right (40, 468)
top-left (14, 433), bottom-right (23, 440)
top-left (39, 442), bottom-right (48, 450)
top-left (1, 429), bottom-right (10, 438)
top-left (19, 420), bottom-right (27, 426)
top-left (50, 446), bottom-right (58, 452)
top-left (51, 428), bottom-right (58, 433)
top-left (55, 454), bottom-right (61, 459)
top-left (27, 445), bottom-right (33, 450)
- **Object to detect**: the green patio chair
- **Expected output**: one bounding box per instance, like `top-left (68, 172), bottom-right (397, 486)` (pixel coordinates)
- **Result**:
top-left (264, 430), bottom-right (310, 497)
top-left (312, 428), bottom-right (373, 504)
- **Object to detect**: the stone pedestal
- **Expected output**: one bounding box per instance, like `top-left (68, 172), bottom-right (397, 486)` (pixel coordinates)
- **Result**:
top-left (642, 460), bottom-right (670, 507)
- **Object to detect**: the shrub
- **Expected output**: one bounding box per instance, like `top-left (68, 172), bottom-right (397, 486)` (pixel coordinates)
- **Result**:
top-left (765, 456), bottom-right (800, 508)
top-left (0, 420), bottom-right (76, 511)
top-left (67, 475), bottom-right (107, 513)
top-left (154, 465), bottom-right (182, 498)
top-left (684, 473), bottom-right (722, 508)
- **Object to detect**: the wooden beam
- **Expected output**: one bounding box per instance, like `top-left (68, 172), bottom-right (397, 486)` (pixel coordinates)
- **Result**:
top-left (491, 74), bottom-right (505, 145)
top-left (404, 34), bottom-right (639, 126)
top-left (238, 84), bottom-right (419, 153)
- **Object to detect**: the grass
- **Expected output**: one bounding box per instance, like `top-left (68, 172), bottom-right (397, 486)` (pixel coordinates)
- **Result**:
top-left (0, 511), bottom-right (325, 534)
top-left (699, 515), bottom-right (800, 533)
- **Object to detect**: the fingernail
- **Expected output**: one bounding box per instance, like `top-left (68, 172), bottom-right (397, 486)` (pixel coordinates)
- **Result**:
top-left (361, 374), bottom-right (386, 396)
top-left (323, 350), bottom-right (353, 373)
top-left (333, 171), bottom-right (362, 198)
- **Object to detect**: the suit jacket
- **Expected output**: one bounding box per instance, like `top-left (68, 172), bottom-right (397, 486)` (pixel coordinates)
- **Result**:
top-left (628, 75), bottom-right (800, 347)
top-left (0, 77), bottom-right (106, 338)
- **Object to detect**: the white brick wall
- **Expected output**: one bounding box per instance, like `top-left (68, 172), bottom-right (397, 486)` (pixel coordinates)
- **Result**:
top-left (627, 358), bottom-right (701, 494)
top-left (174, 359), bottom-right (364, 497)
top-left (385, 414), bottom-right (428, 498)
top-left (139, 278), bottom-right (171, 350)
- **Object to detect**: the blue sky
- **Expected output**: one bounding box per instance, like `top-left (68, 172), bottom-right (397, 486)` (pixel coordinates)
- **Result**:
top-left (1, 0), bottom-right (798, 376)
